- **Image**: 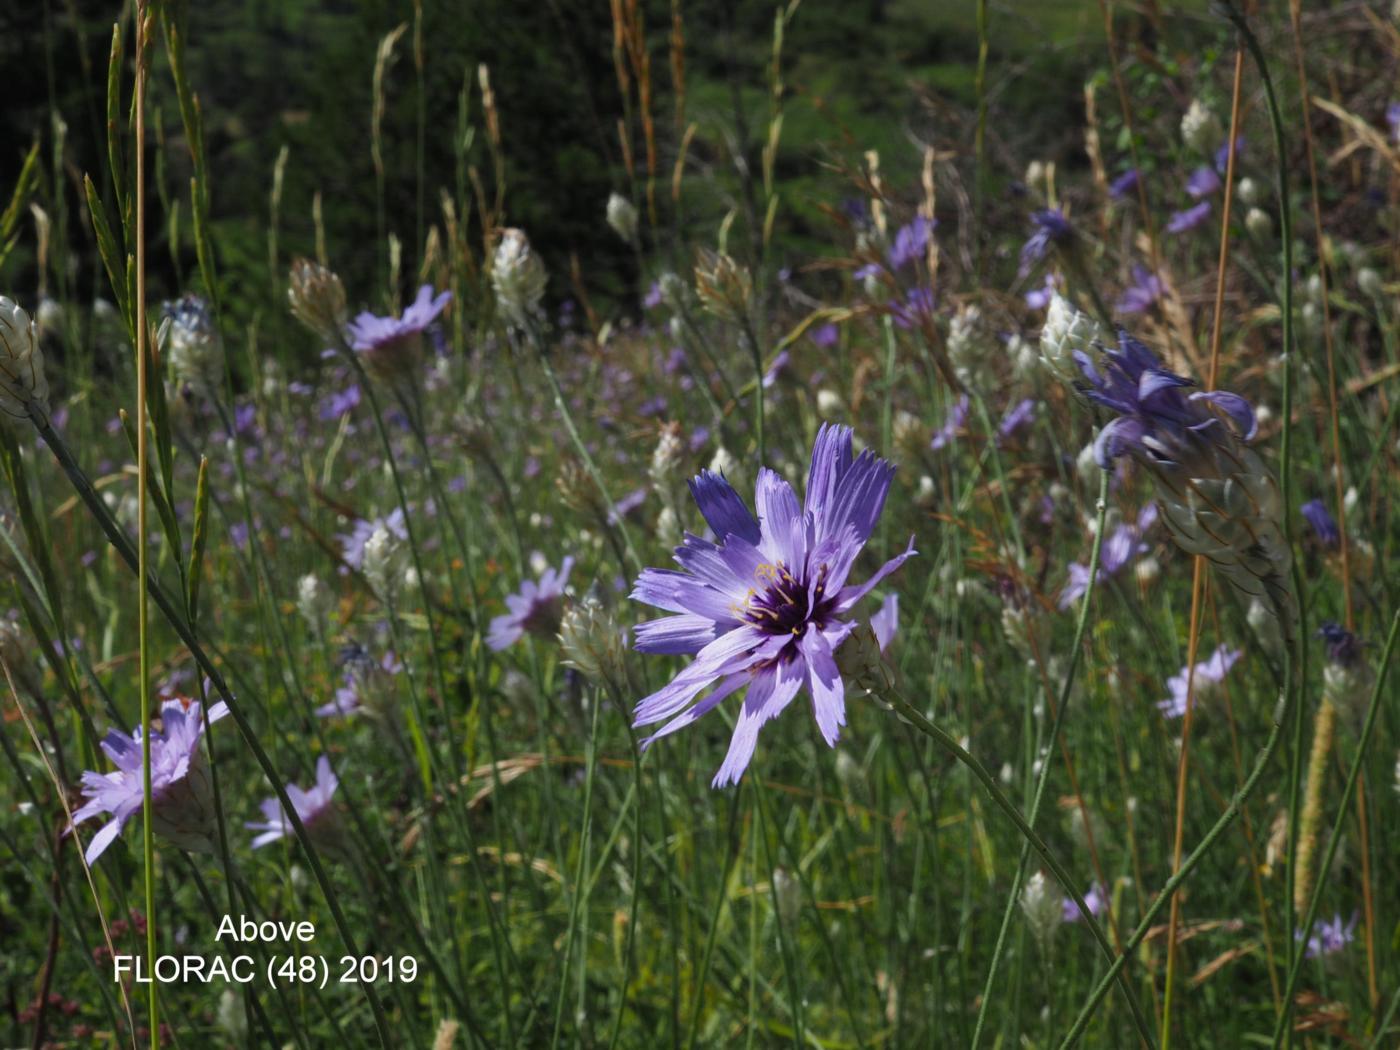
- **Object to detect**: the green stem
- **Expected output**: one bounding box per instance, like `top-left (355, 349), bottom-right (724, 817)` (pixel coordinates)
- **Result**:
top-left (878, 682), bottom-right (1156, 1047)
top-left (29, 410), bottom-right (396, 1048)
top-left (971, 464), bottom-right (1112, 1048)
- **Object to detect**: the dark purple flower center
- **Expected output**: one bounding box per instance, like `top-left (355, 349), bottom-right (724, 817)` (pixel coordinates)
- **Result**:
top-left (740, 562), bottom-right (834, 636)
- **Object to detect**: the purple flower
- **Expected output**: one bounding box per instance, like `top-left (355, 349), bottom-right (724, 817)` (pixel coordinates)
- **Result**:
top-left (1078, 331), bottom-right (1256, 471)
top-left (487, 557), bottom-right (575, 651)
top-left (69, 699), bottom-right (229, 864)
top-left (930, 395), bottom-right (970, 451)
top-left (1157, 644), bottom-right (1242, 719)
top-left (1025, 274), bottom-right (1060, 311)
top-left (319, 383), bottom-right (361, 421)
top-left (809, 323), bottom-right (840, 349)
top-left (1116, 266), bottom-right (1163, 316)
top-left (1388, 102), bottom-right (1400, 144)
top-left (644, 280), bottom-right (665, 310)
top-left (1058, 505), bottom-right (1155, 608)
top-left (345, 285), bottom-right (451, 375)
top-left (1301, 499), bottom-right (1340, 548)
top-left (763, 349), bottom-right (792, 388)
top-left (1318, 621), bottom-right (1363, 669)
top-left (1062, 882), bottom-right (1107, 923)
top-left (1019, 209), bottom-right (1073, 277)
top-left (340, 509), bottom-right (408, 571)
top-left (890, 287), bottom-right (935, 329)
top-left (316, 649), bottom-right (403, 719)
top-left (887, 214), bottom-right (934, 271)
top-left (629, 424), bottom-right (916, 786)
top-left (997, 398), bottom-right (1037, 442)
top-left (1108, 169), bottom-right (1140, 200)
top-left (1185, 166), bottom-right (1222, 199)
top-left (247, 756), bottom-right (340, 849)
top-left (1298, 913), bottom-right (1356, 959)
top-left (1166, 201), bottom-right (1211, 234)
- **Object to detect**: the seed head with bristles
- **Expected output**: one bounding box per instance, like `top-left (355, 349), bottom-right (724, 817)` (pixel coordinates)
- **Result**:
top-left (0, 296), bottom-right (50, 419)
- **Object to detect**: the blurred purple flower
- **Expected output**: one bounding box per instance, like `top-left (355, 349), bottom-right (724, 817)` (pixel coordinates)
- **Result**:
top-left (1158, 644), bottom-right (1242, 719)
top-left (1058, 505), bottom-right (1155, 609)
top-left (1166, 202), bottom-right (1211, 234)
top-left (629, 424), bottom-right (916, 787)
top-left (346, 285), bottom-right (451, 364)
top-left (1298, 913), bottom-right (1356, 959)
top-left (930, 395), bottom-right (970, 451)
top-left (890, 287), bottom-right (935, 329)
top-left (319, 384), bottom-right (361, 421)
top-left (247, 756), bottom-right (340, 849)
top-left (997, 398), bottom-right (1037, 442)
top-left (1318, 621), bottom-right (1363, 669)
top-left (887, 214), bottom-right (934, 270)
top-left (1116, 266), bottom-right (1163, 315)
top-left (340, 509), bottom-right (408, 571)
top-left (1185, 166), bottom-right (1222, 200)
top-left (1062, 882), bottom-right (1107, 923)
top-left (1301, 499), bottom-right (1340, 548)
top-left (1108, 169), bottom-right (1140, 200)
top-left (809, 323), bottom-right (839, 348)
top-left (1019, 209), bottom-right (1073, 277)
top-left (487, 557), bottom-right (574, 651)
top-left (1025, 274), bottom-right (1061, 311)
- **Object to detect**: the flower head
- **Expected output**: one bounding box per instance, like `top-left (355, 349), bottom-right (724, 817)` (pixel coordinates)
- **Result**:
top-left (1040, 292), bottom-right (1101, 385)
top-left (491, 228), bottom-right (548, 327)
top-left (1166, 202), bottom-right (1212, 235)
top-left (247, 756), bottom-right (341, 849)
top-left (1019, 208), bottom-right (1074, 277)
top-left (488, 556), bottom-right (575, 651)
top-left (345, 285), bottom-right (451, 379)
top-left (315, 647), bottom-right (402, 719)
top-left (287, 258), bottom-right (349, 343)
top-left (629, 424), bottom-right (916, 787)
top-left (163, 295), bottom-right (224, 395)
top-left (1301, 499), bottom-right (1340, 549)
top-left (1318, 621), bottom-right (1363, 669)
top-left (1297, 912), bottom-right (1356, 959)
top-left (1108, 169), bottom-right (1140, 200)
top-left (1157, 644), bottom-right (1242, 719)
top-left (606, 192), bottom-right (639, 244)
top-left (69, 698), bottom-right (229, 864)
top-left (0, 295), bottom-right (49, 419)
top-left (1062, 882), bottom-right (1107, 923)
top-left (1116, 266), bottom-right (1163, 316)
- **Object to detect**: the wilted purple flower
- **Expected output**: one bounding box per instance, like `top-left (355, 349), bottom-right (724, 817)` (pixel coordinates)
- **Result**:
top-left (629, 424), bottom-right (916, 787)
top-left (1116, 266), bottom-right (1163, 315)
top-left (345, 285), bottom-right (451, 377)
top-left (997, 398), bottom-right (1036, 442)
top-left (1062, 882), bottom-right (1107, 923)
top-left (1077, 327), bottom-right (1294, 643)
top-left (247, 756), bottom-right (340, 849)
top-left (1157, 644), bottom-right (1242, 719)
top-left (1108, 169), bottom-right (1140, 200)
top-left (487, 557), bottom-right (575, 651)
top-left (1019, 209), bottom-right (1073, 277)
top-left (319, 383), bottom-right (361, 421)
top-left (1301, 499), bottom-right (1340, 548)
top-left (1166, 202), bottom-right (1211, 234)
top-left (887, 215), bottom-right (934, 270)
top-left (69, 699), bottom-right (229, 864)
top-left (1185, 166), bottom-right (1222, 200)
top-left (316, 649), bottom-right (402, 719)
top-left (1298, 913), bottom-right (1356, 959)
top-left (763, 349), bottom-right (792, 388)
top-left (340, 509), bottom-right (408, 571)
top-left (890, 286), bottom-right (935, 329)
top-left (1318, 621), bottom-right (1363, 669)
top-left (930, 395), bottom-right (970, 451)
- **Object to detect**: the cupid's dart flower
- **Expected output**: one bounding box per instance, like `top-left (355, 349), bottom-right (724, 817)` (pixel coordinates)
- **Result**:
top-left (345, 284), bottom-right (451, 380)
top-left (487, 556), bottom-right (575, 651)
top-left (247, 756), bottom-right (341, 850)
top-left (68, 698), bottom-right (229, 864)
top-left (1157, 644), bottom-right (1242, 719)
top-left (1073, 327), bottom-right (1297, 646)
top-left (163, 295), bottom-right (224, 395)
top-left (629, 424), bottom-right (916, 787)
top-left (0, 295), bottom-right (49, 419)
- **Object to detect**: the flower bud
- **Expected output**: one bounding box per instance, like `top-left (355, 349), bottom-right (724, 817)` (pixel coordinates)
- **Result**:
top-left (1245, 207), bottom-right (1272, 240)
top-left (287, 258), bottom-right (349, 343)
top-left (1040, 293), bottom-right (1100, 386)
top-left (1021, 872), bottom-right (1061, 954)
top-left (297, 573), bottom-right (336, 631)
top-left (1235, 177), bottom-right (1263, 207)
top-left (558, 597), bottom-right (628, 684)
top-left (491, 228), bottom-right (548, 327)
top-left (1180, 99), bottom-right (1222, 154)
top-left (163, 295), bottom-right (224, 395)
top-left (0, 295), bottom-right (50, 418)
top-left (816, 389), bottom-right (844, 417)
top-left (1358, 268), bottom-right (1383, 299)
top-left (362, 524), bottom-right (405, 602)
top-left (606, 192), bottom-right (639, 244)
top-left (694, 249), bottom-right (752, 323)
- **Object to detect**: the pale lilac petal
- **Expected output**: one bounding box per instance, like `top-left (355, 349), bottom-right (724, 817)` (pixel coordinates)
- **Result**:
top-left (639, 673), bottom-right (748, 749)
top-left (833, 537), bottom-right (918, 613)
top-left (688, 470), bottom-right (761, 545)
top-left (870, 593), bottom-right (898, 652)
top-left (800, 625), bottom-right (846, 746)
top-left (634, 614), bottom-right (724, 655)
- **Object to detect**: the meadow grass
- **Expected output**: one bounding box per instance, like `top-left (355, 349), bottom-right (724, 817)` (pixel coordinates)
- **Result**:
top-left (1, 2), bottom-right (1399, 1048)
